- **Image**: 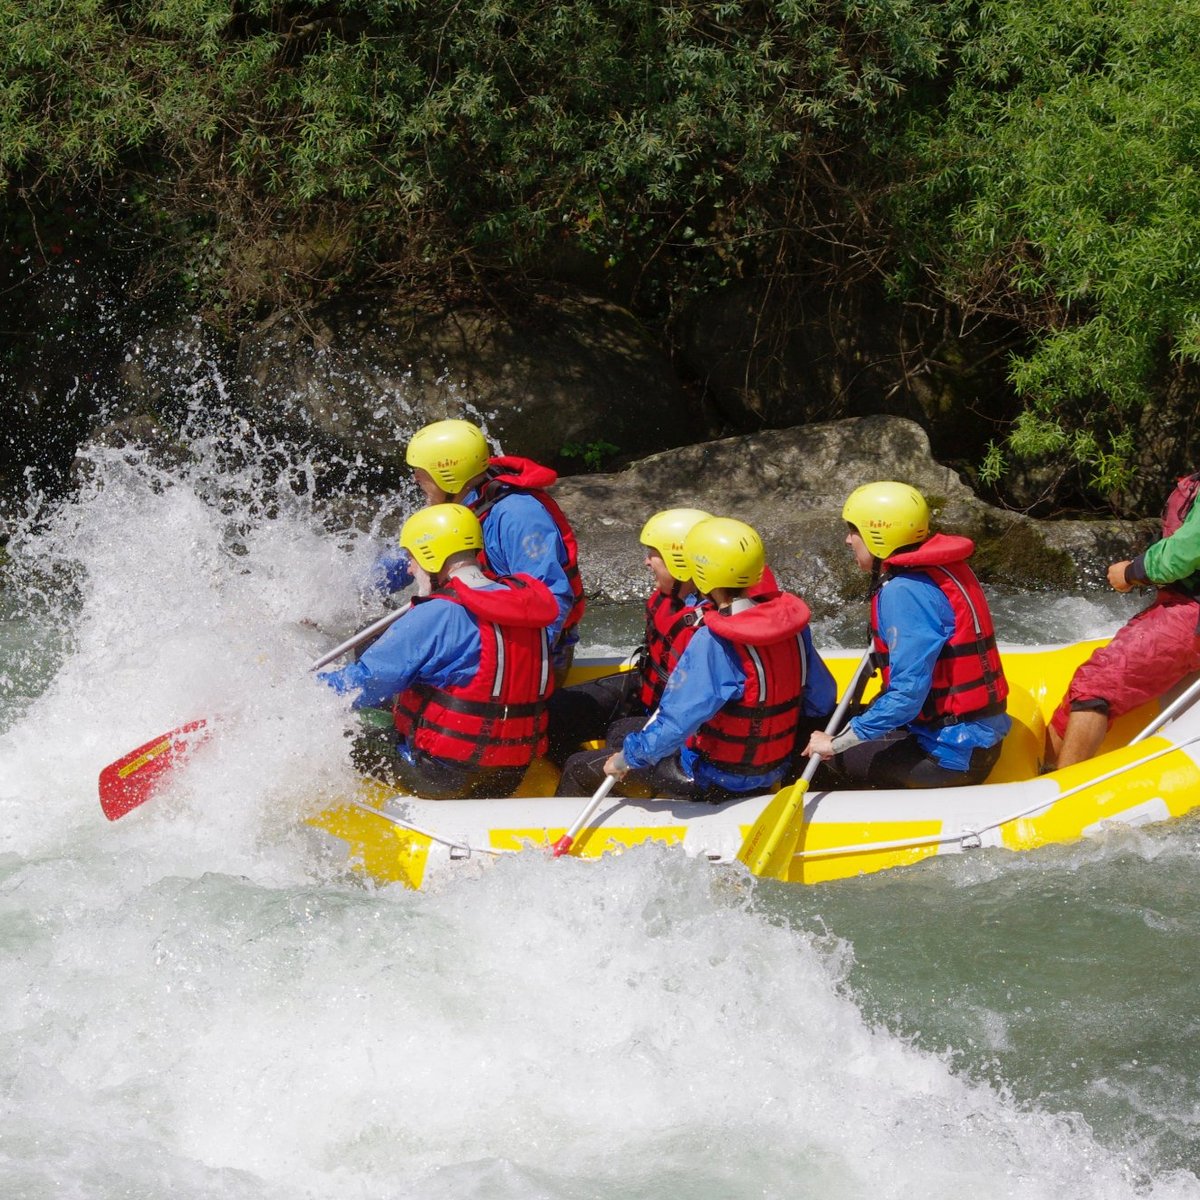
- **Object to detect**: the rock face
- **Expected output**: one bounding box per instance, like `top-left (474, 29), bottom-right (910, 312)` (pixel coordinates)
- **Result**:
top-left (118, 317), bottom-right (238, 423)
top-left (673, 278), bottom-right (1021, 468)
top-left (551, 415), bottom-right (1154, 613)
top-left (233, 291), bottom-right (698, 476)
top-left (1, 256), bottom-right (133, 505)
top-left (84, 295), bottom-right (1156, 616)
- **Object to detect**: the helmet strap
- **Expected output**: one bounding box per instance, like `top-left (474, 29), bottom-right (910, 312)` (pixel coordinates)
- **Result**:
top-left (864, 559), bottom-right (882, 644)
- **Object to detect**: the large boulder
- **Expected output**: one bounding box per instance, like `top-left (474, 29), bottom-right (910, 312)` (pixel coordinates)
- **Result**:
top-left (552, 415), bottom-right (1152, 613)
top-left (233, 290), bottom-right (699, 476)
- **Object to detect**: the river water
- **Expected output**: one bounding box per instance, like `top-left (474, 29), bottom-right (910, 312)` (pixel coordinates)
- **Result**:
top-left (2, 433), bottom-right (1198, 1200)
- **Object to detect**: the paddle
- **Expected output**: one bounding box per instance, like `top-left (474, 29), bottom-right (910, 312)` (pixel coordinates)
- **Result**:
top-left (552, 774), bottom-right (618, 857)
top-left (1129, 670), bottom-right (1200, 745)
top-left (98, 602), bottom-right (414, 820)
top-left (309, 602), bottom-right (412, 672)
top-left (98, 720), bottom-right (211, 821)
top-left (736, 650), bottom-right (874, 881)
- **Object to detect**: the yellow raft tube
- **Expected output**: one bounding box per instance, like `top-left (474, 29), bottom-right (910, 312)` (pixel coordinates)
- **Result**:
top-left (308, 641), bottom-right (1200, 891)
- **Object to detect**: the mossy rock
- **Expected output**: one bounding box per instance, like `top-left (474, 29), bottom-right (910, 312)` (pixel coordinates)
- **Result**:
top-left (968, 522), bottom-right (1078, 590)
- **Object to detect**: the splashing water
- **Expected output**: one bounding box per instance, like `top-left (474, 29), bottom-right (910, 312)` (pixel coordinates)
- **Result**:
top-left (0, 425), bottom-right (1196, 1199)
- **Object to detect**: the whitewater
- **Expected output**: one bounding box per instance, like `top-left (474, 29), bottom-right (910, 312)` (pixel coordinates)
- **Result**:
top-left (2, 429), bottom-right (1199, 1199)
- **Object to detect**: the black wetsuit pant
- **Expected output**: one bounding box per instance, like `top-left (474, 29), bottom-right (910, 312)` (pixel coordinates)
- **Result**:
top-left (391, 750), bottom-right (526, 800)
top-left (555, 717), bottom-right (747, 802)
top-left (828, 730), bottom-right (1003, 790)
top-left (544, 670), bottom-right (645, 767)
top-left (352, 715), bottom-right (525, 799)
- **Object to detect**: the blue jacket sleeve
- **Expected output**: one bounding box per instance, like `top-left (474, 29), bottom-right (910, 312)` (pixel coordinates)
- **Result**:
top-left (482, 493), bottom-right (574, 640)
top-left (318, 601), bottom-right (480, 710)
top-left (801, 628), bottom-right (838, 717)
top-left (622, 629), bottom-right (744, 768)
top-left (848, 574), bottom-right (955, 742)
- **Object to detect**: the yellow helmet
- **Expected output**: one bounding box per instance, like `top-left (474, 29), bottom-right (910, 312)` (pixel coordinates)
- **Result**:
top-left (405, 419), bottom-right (490, 495)
top-left (842, 481), bottom-right (930, 559)
top-left (683, 517), bottom-right (765, 593)
top-left (640, 508), bottom-right (713, 582)
top-left (399, 503), bottom-right (484, 574)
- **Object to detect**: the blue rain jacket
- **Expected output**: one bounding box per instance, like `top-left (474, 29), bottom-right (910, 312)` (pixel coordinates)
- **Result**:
top-left (624, 626), bottom-right (836, 794)
top-left (849, 572), bottom-right (1011, 771)
top-left (373, 489), bottom-right (575, 646)
top-left (320, 597), bottom-right (486, 710)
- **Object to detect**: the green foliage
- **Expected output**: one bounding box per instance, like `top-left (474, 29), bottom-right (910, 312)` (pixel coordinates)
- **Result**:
top-left (3, 0), bottom-right (1197, 511)
top-left (978, 441), bottom-right (1006, 489)
top-left (891, 0), bottom-right (1200, 499)
top-left (560, 439), bottom-right (619, 472)
top-left (0, 0), bottom-right (956, 311)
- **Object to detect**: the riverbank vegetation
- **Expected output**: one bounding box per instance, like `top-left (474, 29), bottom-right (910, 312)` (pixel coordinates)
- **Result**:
top-left (2, 0), bottom-right (1197, 513)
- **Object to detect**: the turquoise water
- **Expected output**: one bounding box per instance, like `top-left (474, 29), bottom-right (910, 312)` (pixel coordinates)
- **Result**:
top-left (1, 435), bottom-right (1196, 1199)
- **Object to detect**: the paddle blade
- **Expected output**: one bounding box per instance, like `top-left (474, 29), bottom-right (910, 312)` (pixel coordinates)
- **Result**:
top-left (736, 777), bottom-right (811, 881)
top-left (98, 720), bottom-right (210, 820)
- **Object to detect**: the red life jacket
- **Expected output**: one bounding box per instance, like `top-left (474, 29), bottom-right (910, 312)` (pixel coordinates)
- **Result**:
top-left (1162, 472), bottom-right (1200, 537)
top-left (876, 534), bottom-right (1008, 728)
top-left (637, 565), bottom-right (779, 709)
top-left (688, 591), bottom-right (810, 777)
top-left (393, 574), bottom-right (557, 768)
top-left (638, 588), bottom-right (704, 709)
top-left (1155, 471), bottom-right (1200, 596)
top-left (469, 456), bottom-right (586, 631)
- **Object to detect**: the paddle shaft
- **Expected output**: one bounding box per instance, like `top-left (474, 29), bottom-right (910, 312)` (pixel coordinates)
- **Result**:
top-left (742, 649), bottom-right (874, 878)
top-left (552, 774), bottom-right (618, 857)
top-left (100, 602), bottom-right (417, 818)
top-left (308, 602), bottom-right (413, 672)
top-left (1130, 670), bottom-right (1200, 744)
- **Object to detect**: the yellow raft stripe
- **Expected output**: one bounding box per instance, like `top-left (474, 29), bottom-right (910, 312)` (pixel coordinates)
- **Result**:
top-left (307, 791), bottom-right (433, 890)
top-left (791, 820), bottom-right (943, 885)
top-left (1001, 737), bottom-right (1200, 850)
top-left (117, 740), bottom-right (171, 778)
top-left (744, 734), bottom-right (1200, 884)
top-left (733, 817), bottom-right (944, 885)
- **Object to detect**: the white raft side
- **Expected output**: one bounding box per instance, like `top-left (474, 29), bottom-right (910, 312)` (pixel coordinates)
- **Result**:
top-left (361, 740), bottom-right (1200, 891)
top-left (314, 642), bottom-right (1200, 889)
top-left (348, 639), bottom-right (1060, 880)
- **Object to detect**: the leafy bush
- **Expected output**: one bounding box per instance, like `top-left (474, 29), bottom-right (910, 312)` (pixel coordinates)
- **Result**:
top-left (0, 0), bottom-right (955, 313)
top-left (560, 439), bottom-right (619, 472)
top-left (891, 0), bottom-right (1200, 500)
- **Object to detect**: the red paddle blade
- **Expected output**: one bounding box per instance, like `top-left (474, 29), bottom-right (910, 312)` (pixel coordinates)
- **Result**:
top-left (98, 720), bottom-right (210, 820)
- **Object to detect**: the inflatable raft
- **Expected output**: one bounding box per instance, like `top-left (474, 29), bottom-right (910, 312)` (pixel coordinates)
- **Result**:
top-left (307, 640), bottom-right (1200, 890)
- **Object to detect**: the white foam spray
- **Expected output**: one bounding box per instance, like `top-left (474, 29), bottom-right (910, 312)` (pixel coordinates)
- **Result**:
top-left (0, 423), bottom-right (1194, 1199)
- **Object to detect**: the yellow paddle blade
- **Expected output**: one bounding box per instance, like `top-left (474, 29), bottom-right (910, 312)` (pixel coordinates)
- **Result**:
top-left (735, 777), bottom-right (812, 881)
top-left (735, 647), bottom-right (872, 877)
